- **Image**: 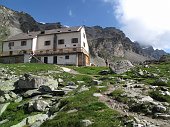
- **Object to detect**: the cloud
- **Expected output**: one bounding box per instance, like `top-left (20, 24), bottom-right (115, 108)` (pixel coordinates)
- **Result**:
top-left (68, 9), bottom-right (73, 16)
top-left (102, 0), bottom-right (170, 50)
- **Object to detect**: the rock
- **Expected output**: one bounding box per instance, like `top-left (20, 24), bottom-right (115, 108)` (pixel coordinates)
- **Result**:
top-left (43, 78), bottom-right (58, 91)
top-left (67, 109), bottom-right (78, 114)
top-left (140, 96), bottom-right (153, 102)
top-left (14, 96), bottom-right (23, 103)
top-left (109, 60), bottom-right (134, 74)
top-left (58, 78), bottom-right (64, 83)
top-left (41, 94), bottom-right (53, 98)
top-left (52, 90), bottom-right (65, 96)
top-left (138, 69), bottom-right (144, 76)
top-left (99, 70), bottom-right (110, 75)
top-left (77, 81), bottom-right (85, 84)
top-left (11, 113), bottom-right (48, 127)
top-left (93, 93), bottom-right (103, 97)
top-left (152, 105), bottom-right (167, 113)
top-left (23, 89), bottom-right (42, 98)
top-left (8, 91), bottom-right (17, 99)
top-left (0, 96), bottom-right (5, 103)
top-left (154, 113), bottom-right (170, 119)
top-left (154, 78), bottom-right (168, 86)
top-left (160, 86), bottom-right (169, 91)
top-left (65, 85), bottom-right (78, 89)
top-left (93, 80), bottom-right (102, 85)
top-left (0, 80), bottom-right (15, 91)
top-left (49, 102), bottom-right (61, 114)
top-left (4, 94), bottom-right (11, 101)
top-left (81, 119), bottom-right (93, 126)
top-left (0, 119), bottom-right (9, 125)
top-left (149, 85), bottom-right (158, 89)
top-left (33, 100), bottom-right (49, 112)
top-left (39, 85), bottom-right (52, 92)
top-left (78, 85), bottom-right (89, 92)
top-left (67, 81), bottom-right (75, 86)
top-left (0, 102), bottom-right (10, 116)
top-left (96, 86), bottom-right (106, 88)
top-left (14, 74), bottom-right (48, 90)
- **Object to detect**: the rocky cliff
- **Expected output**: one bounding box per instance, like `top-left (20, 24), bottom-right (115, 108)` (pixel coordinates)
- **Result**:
top-left (0, 5), bottom-right (167, 63)
top-left (85, 26), bottom-right (167, 64)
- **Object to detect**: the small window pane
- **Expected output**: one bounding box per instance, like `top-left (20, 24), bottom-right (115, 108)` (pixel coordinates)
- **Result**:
top-left (21, 41), bottom-right (27, 46)
top-left (72, 38), bottom-right (78, 43)
top-left (44, 41), bottom-right (51, 46)
top-left (58, 39), bottom-right (64, 44)
top-left (65, 55), bottom-right (69, 59)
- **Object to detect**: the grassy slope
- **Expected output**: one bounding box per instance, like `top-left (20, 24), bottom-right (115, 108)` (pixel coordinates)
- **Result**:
top-left (1, 62), bottom-right (170, 127)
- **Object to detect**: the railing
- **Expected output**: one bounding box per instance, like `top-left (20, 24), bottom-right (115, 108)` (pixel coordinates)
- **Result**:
top-left (34, 47), bottom-right (89, 56)
top-left (1, 47), bottom-right (89, 57)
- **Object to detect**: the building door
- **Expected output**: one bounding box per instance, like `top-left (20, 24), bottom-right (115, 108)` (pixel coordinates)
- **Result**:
top-left (44, 57), bottom-right (48, 63)
top-left (53, 56), bottom-right (57, 64)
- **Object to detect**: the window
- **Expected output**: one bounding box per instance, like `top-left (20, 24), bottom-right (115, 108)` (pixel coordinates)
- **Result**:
top-left (83, 42), bottom-right (85, 47)
top-left (21, 41), bottom-right (27, 46)
top-left (58, 39), bottom-right (64, 44)
top-left (83, 33), bottom-right (86, 38)
top-left (73, 44), bottom-right (76, 47)
top-left (9, 42), bottom-right (14, 47)
top-left (65, 55), bottom-right (69, 59)
top-left (44, 41), bottom-right (51, 46)
top-left (72, 38), bottom-right (78, 43)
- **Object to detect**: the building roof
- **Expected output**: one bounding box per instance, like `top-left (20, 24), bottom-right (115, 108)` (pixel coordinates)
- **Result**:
top-left (4, 26), bottom-right (83, 42)
top-left (4, 31), bottom-right (41, 42)
top-left (40, 26), bottom-right (82, 35)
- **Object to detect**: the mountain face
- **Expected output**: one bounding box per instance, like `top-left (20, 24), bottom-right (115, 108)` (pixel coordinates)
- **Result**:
top-left (85, 26), bottom-right (167, 63)
top-left (0, 5), bottom-right (62, 38)
top-left (0, 5), bottom-right (167, 63)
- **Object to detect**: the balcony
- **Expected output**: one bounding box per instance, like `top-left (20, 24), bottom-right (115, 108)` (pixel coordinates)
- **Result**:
top-left (34, 47), bottom-right (89, 56)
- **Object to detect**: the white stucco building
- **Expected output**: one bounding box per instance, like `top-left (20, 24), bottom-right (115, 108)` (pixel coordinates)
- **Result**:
top-left (1, 26), bottom-right (90, 66)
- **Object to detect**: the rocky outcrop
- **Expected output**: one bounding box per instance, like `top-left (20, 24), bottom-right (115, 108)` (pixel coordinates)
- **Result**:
top-left (14, 74), bottom-right (58, 91)
top-left (109, 60), bottom-right (134, 74)
top-left (85, 26), bottom-right (167, 63)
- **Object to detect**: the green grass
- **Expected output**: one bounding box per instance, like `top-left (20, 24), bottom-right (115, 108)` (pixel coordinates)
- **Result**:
top-left (108, 89), bottom-right (129, 104)
top-left (149, 90), bottom-right (170, 103)
top-left (41, 87), bottom-right (128, 127)
top-left (68, 66), bottom-right (109, 75)
top-left (0, 100), bottom-right (39, 127)
top-left (0, 63), bottom-right (61, 75)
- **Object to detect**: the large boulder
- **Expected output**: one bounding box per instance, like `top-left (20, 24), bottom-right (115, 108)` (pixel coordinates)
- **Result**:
top-left (14, 74), bottom-right (58, 91)
top-left (14, 74), bottom-right (47, 90)
top-left (39, 78), bottom-right (58, 92)
top-left (109, 60), bottom-right (134, 74)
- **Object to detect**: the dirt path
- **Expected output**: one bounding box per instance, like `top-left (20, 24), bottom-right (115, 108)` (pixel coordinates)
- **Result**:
top-left (99, 85), bottom-right (170, 127)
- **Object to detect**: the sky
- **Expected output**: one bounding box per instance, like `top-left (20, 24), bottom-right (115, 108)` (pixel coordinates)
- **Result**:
top-left (0, 0), bottom-right (170, 52)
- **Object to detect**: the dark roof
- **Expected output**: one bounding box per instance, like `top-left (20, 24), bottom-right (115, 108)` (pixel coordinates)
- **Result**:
top-left (4, 31), bottom-right (41, 42)
top-left (4, 26), bottom-right (83, 42)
